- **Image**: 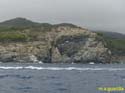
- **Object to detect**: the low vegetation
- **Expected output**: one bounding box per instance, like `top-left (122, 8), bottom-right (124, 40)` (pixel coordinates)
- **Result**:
top-left (0, 32), bottom-right (29, 42)
top-left (96, 32), bottom-right (125, 56)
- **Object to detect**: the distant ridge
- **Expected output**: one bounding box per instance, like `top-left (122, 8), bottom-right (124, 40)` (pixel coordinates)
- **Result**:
top-left (0, 18), bottom-right (79, 28)
top-left (0, 17), bottom-right (40, 27)
top-left (93, 30), bottom-right (125, 39)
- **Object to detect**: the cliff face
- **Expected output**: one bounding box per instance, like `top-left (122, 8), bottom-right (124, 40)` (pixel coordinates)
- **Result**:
top-left (0, 25), bottom-right (111, 63)
top-left (50, 26), bottom-right (111, 63)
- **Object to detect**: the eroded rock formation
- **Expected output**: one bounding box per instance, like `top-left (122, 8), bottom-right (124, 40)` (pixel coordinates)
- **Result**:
top-left (0, 25), bottom-right (111, 63)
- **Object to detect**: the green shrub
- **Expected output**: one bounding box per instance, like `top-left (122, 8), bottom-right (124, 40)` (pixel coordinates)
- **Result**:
top-left (0, 33), bottom-right (29, 42)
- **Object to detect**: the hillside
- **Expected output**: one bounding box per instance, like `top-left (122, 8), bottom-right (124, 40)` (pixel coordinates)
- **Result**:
top-left (94, 31), bottom-right (125, 55)
top-left (93, 31), bottom-right (125, 39)
top-left (0, 18), bottom-right (111, 63)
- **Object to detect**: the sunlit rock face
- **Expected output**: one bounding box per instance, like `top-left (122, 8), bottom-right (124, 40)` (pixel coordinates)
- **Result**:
top-left (0, 25), bottom-right (111, 63)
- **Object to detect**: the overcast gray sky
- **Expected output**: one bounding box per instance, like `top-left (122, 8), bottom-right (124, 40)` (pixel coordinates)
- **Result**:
top-left (0, 0), bottom-right (125, 33)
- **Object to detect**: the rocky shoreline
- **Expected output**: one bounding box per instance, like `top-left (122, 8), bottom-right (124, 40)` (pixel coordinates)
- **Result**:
top-left (0, 26), bottom-right (111, 63)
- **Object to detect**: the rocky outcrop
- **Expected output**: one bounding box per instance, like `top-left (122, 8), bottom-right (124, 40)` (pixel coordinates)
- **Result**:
top-left (50, 26), bottom-right (111, 63)
top-left (0, 25), bottom-right (111, 63)
top-left (0, 42), bottom-right (49, 62)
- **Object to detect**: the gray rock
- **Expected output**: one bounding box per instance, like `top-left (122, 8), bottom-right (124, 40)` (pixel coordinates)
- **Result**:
top-left (0, 26), bottom-right (111, 63)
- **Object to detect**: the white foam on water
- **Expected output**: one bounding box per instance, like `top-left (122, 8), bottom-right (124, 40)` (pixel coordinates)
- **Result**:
top-left (0, 66), bottom-right (23, 69)
top-left (0, 66), bottom-right (125, 71)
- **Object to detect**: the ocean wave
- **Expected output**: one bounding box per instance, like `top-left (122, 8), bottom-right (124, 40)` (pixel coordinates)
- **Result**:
top-left (0, 66), bottom-right (124, 71)
top-left (0, 66), bottom-right (23, 69)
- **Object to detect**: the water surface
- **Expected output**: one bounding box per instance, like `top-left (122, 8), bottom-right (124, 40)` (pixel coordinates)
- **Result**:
top-left (0, 63), bottom-right (125, 93)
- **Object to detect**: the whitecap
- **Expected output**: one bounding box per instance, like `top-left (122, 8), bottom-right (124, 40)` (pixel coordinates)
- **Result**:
top-left (89, 62), bottom-right (95, 65)
top-left (38, 61), bottom-right (43, 64)
top-left (0, 66), bottom-right (124, 71)
top-left (0, 66), bottom-right (23, 69)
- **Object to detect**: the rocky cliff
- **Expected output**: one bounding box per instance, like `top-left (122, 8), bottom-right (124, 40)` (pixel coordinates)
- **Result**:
top-left (0, 26), bottom-right (111, 63)
top-left (0, 18), bottom-right (111, 63)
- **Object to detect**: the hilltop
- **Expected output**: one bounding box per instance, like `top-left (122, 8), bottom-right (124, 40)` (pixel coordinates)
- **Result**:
top-left (0, 17), bottom-right (80, 28)
top-left (0, 17), bottom-right (39, 27)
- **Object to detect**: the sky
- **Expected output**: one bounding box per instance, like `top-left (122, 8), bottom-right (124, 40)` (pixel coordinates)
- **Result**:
top-left (0, 0), bottom-right (125, 33)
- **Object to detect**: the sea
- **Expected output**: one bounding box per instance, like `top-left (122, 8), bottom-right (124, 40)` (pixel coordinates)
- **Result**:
top-left (0, 63), bottom-right (125, 93)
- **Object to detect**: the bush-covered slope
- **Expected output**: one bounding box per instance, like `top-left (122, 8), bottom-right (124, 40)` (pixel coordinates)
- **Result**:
top-left (96, 32), bottom-right (125, 56)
